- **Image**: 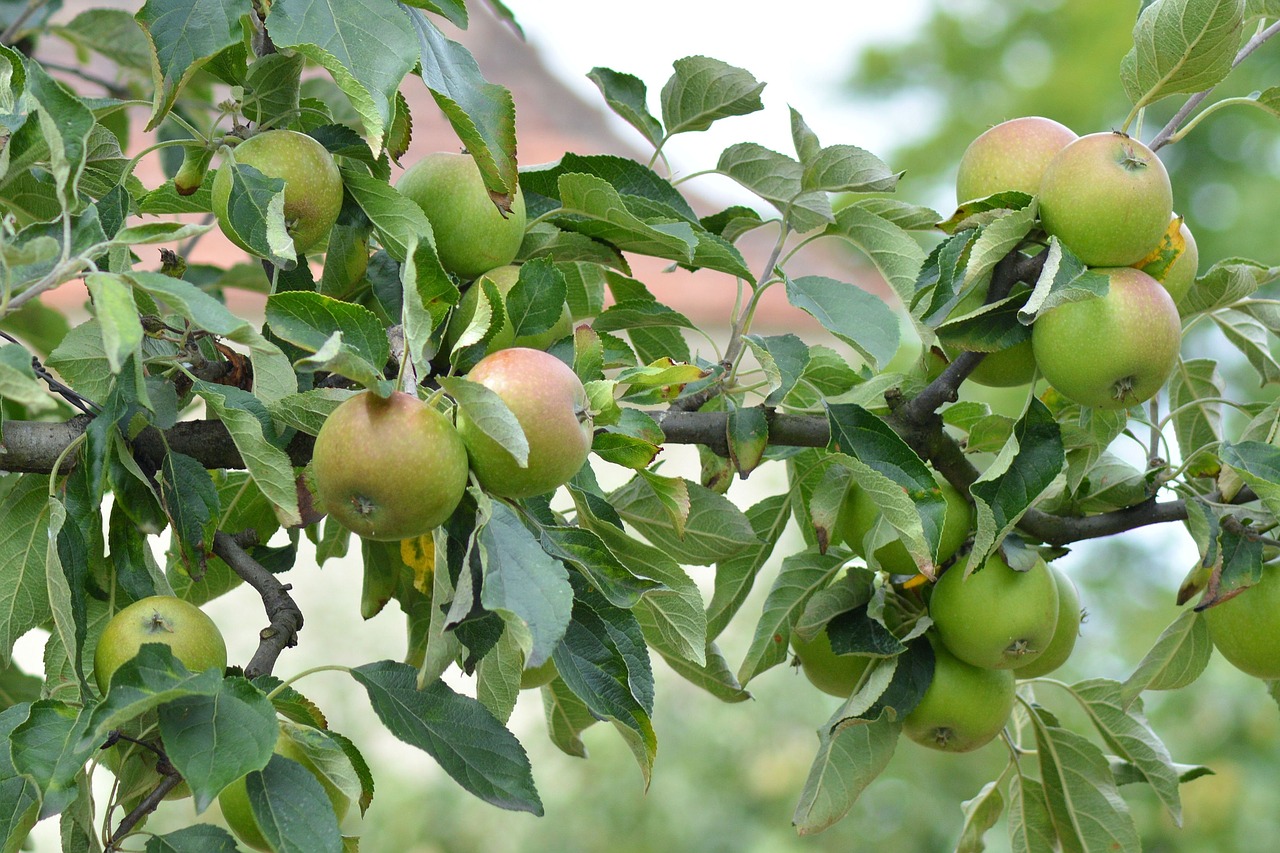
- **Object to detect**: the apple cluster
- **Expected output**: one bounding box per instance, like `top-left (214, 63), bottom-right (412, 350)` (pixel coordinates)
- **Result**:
top-left (951, 117), bottom-right (1195, 410)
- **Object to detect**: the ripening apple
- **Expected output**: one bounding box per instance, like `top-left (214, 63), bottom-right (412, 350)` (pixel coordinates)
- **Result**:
top-left (212, 130), bottom-right (343, 254)
top-left (94, 596), bottom-right (228, 694)
top-left (1032, 266), bottom-right (1181, 410)
top-left (1137, 215), bottom-right (1199, 309)
top-left (1037, 132), bottom-right (1173, 267)
top-left (456, 348), bottom-right (593, 499)
top-left (396, 152), bottom-right (527, 278)
top-left (929, 551), bottom-right (1059, 670)
top-left (312, 390), bottom-right (469, 540)
top-left (445, 264), bottom-right (573, 355)
top-left (955, 116), bottom-right (1077, 204)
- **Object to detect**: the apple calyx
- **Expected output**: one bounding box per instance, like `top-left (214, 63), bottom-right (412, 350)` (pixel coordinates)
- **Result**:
top-left (1112, 374), bottom-right (1137, 403)
top-left (1118, 142), bottom-right (1150, 172)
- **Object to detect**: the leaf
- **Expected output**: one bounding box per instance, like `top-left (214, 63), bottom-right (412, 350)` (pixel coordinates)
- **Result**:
top-left (193, 381), bottom-right (301, 527)
top-left (1179, 257), bottom-right (1280, 316)
top-left (785, 275), bottom-right (900, 369)
top-left (656, 641), bottom-right (751, 703)
top-left (792, 713), bottom-right (901, 834)
top-left (1168, 359), bottom-right (1223, 476)
top-left (351, 660), bottom-right (542, 814)
top-left (266, 292), bottom-right (390, 369)
top-left (587, 67), bottom-right (664, 148)
top-left (716, 143), bottom-right (833, 232)
top-left (739, 551), bottom-right (845, 685)
top-left (159, 451), bottom-right (221, 575)
top-left (145, 825), bottom-right (241, 852)
top-left (136, 0), bottom-right (245, 128)
top-left (1030, 713), bottom-right (1141, 853)
top-left (967, 398), bottom-right (1064, 573)
top-left (707, 493), bottom-right (792, 639)
top-left (555, 172), bottom-right (698, 262)
top-left (158, 676), bottom-right (279, 812)
top-left (1213, 309), bottom-right (1280, 384)
top-left (538, 525), bottom-right (663, 611)
top-left (958, 778), bottom-right (1006, 853)
top-left (85, 644), bottom-right (224, 740)
top-left (439, 376), bottom-right (528, 468)
top-left (9, 699), bottom-right (95, 819)
top-left (477, 503), bottom-right (573, 669)
top-left (0, 475), bottom-right (54, 665)
top-left (961, 206), bottom-right (1037, 291)
top-left (611, 476), bottom-right (757, 566)
top-left (1221, 441), bottom-right (1280, 520)
top-left (504, 258), bottom-right (568, 341)
top-left (659, 56), bottom-right (765, 135)
top-left (1073, 678), bottom-right (1183, 824)
top-left (25, 61), bottom-right (94, 214)
top-left (1121, 0), bottom-right (1245, 109)
top-left (266, 0), bottom-right (418, 152)
top-left (408, 10), bottom-right (517, 196)
top-left (1017, 238), bottom-right (1112, 324)
top-left (1008, 776), bottom-right (1057, 853)
top-left (242, 753), bottom-right (343, 853)
top-left (1121, 609), bottom-right (1212, 706)
top-left (825, 205), bottom-right (927, 305)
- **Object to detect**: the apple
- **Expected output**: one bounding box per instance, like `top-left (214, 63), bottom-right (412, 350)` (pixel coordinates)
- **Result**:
top-left (1137, 215), bottom-right (1198, 309)
top-left (93, 596), bottom-right (228, 694)
top-left (444, 264), bottom-right (573, 355)
top-left (312, 390), bottom-right (469, 540)
top-left (929, 551), bottom-right (1059, 670)
top-left (945, 283), bottom-right (1037, 388)
top-left (1031, 266), bottom-right (1181, 410)
top-left (791, 627), bottom-right (872, 698)
top-left (1204, 563), bottom-right (1280, 680)
top-left (212, 129), bottom-right (343, 254)
top-left (1037, 132), bottom-right (1173, 267)
top-left (955, 116), bottom-right (1077, 204)
top-left (456, 348), bottom-right (593, 499)
top-left (396, 152), bottom-right (527, 278)
top-left (837, 469), bottom-right (972, 575)
top-left (1016, 563), bottom-right (1082, 678)
top-left (903, 636), bottom-right (1015, 752)
top-left (219, 724), bottom-right (354, 852)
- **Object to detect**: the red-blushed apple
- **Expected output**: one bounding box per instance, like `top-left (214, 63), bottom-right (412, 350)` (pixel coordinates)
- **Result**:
top-left (1031, 266), bottom-right (1181, 410)
top-left (955, 116), bottom-right (1077, 204)
top-left (1037, 132), bottom-right (1173, 266)
top-left (456, 348), bottom-right (593, 499)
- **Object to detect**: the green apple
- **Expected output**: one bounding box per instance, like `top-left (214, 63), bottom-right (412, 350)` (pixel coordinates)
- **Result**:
top-left (312, 390), bottom-right (469, 540)
top-left (955, 116), bottom-right (1077, 204)
top-left (837, 470), bottom-right (972, 575)
top-left (945, 282), bottom-right (1037, 388)
top-left (1016, 563), bottom-right (1082, 678)
top-left (1037, 132), bottom-right (1173, 267)
top-left (396, 152), bottom-right (527, 278)
top-left (93, 596), bottom-right (228, 694)
top-left (1137, 215), bottom-right (1198, 309)
top-left (1032, 266), bottom-right (1181, 409)
top-left (445, 264), bottom-right (573, 355)
top-left (212, 129), bottom-right (343, 254)
top-left (929, 551), bottom-right (1059, 670)
top-left (456, 348), bottom-right (593, 499)
top-left (903, 636), bottom-right (1015, 752)
top-left (791, 627), bottom-right (872, 698)
top-left (1204, 563), bottom-right (1280, 680)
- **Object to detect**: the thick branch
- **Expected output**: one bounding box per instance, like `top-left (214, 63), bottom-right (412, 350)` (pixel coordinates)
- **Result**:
top-left (212, 531), bottom-right (304, 679)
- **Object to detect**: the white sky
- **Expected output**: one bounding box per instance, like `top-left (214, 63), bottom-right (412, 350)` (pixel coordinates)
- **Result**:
top-left (509, 2), bottom-right (932, 204)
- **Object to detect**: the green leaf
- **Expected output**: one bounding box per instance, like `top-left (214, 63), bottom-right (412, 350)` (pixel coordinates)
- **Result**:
top-left (716, 143), bottom-right (833, 232)
top-left (266, 291), bottom-right (390, 369)
top-left (1030, 712), bottom-right (1141, 853)
top-left (537, 524), bottom-right (663, 609)
top-left (540, 678), bottom-right (596, 758)
top-left (1213, 309), bottom-right (1280, 384)
top-left (967, 398), bottom-right (1064, 572)
top-left (0, 475), bottom-right (54, 665)
top-left (243, 52), bottom-right (304, 128)
top-left (158, 676), bottom-right (278, 812)
top-left (9, 699), bottom-right (95, 819)
top-left (587, 67), bottom-right (664, 148)
top-left (25, 61), bottom-right (94, 214)
top-left (0, 345), bottom-right (55, 412)
top-left (1121, 609), bottom-right (1212, 706)
top-left (401, 237), bottom-right (459, 373)
top-left (792, 712), bottom-right (901, 835)
top-left (1168, 359), bottom-right (1223, 476)
top-left (159, 451), bottom-right (221, 575)
top-left (844, 196), bottom-right (940, 231)
top-left (242, 753), bottom-right (343, 853)
top-left (825, 205), bottom-right (928, 306)
top-left (478, 503), bottom-right (573, 668)
top-left (802, 144), bottom-right (900, 194)
top-left (551, 576), bottom-right (657, 787)
top-left (351, 660), bottom-right (542, 814)
top-left (659, 56), bottom-right (765, 135)
top-left (408, 10), bottom-right (518, 196)
top-left (1017, 238), bottom-right (1112, 324)
top-left (136, 0), bottom-right (244, 128)
top-left (1073, 678), bottom-right (1183, 824)
top-left (192, 381), bottom-right (301, 527)
top-left (785, 275), bottom-right (900, 369)
top-left (739, 550), bottom-right (844, 685)
top-left (1179, 258), bottom-right (1280, 316)
top-left (439, 376), bottom-right (528, 468)
top-left (1221, 441), bottom-right (1280, 519)
top-left (145, 825), bottom-right (241, 852)
top-left (611, 475), bottom-right (757, 566)
top-left (1008, 776), bottom-right (1057, 853)
top-left (707, 493), bottom-right (791, 639)
top-left (268, 388), bottom-right (357, 436)
top-left (266, 0), bottom-right (418, 152)
top-left (962, 206), bottom-right (1037, 290)
top-left (555, 172), bottom-right (698, 262)
top-left (216, 160), bottom-right (296, 266)
top-left (958, 778), bottom-right (1006, 853)
top-left (1121, 0), bottom-right (1245, 109)
top-left (86, 644), bottom-right (224, 741)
